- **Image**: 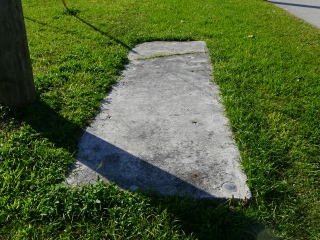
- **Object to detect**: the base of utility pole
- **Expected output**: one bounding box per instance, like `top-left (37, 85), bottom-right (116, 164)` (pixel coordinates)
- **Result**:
top-left (0, 0), bottom-right (36, 107)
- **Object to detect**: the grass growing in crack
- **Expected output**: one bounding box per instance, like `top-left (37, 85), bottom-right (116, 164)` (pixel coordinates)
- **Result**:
top-left (0, 0), bottom-right (319, 239)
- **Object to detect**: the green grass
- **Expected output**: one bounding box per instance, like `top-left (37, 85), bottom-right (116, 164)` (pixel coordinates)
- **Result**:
top-left (1, 0), bottom-right (320, 238)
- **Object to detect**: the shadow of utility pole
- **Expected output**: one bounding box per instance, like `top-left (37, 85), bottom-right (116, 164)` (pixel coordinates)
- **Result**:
top-left (66, 8), bottom-right (137, 53)
top-left (25, 12), bottom-right (136, 52)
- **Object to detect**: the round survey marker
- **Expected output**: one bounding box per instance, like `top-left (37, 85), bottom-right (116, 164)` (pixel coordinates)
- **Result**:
top-left (222, 182), bottom-right (237, 192)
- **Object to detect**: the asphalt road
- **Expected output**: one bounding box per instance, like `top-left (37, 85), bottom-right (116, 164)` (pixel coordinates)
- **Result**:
top-left (270, 0), bottom-right (320, 28)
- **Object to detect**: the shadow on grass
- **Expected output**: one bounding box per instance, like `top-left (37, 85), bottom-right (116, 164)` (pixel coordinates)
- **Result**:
top-left (24, 16), bottom-right (85, 40)
top-left (7, 100), bottom-right (274, 239)
top-left (15, 100), bottom-right (83, 152)
top-left (24, 14), bottom-right (134, 52)
top-left (67, 131), bottom-right (216, 199)
top-left (146, 193), bottom-right (275, 240)
top-left (65, 8), bottom-right (137, 52)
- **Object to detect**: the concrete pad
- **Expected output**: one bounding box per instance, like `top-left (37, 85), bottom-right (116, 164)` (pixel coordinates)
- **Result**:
top-left (65, 41), bottom-right (251, 200)
top-left (269, 0), bottom-right (320, 28)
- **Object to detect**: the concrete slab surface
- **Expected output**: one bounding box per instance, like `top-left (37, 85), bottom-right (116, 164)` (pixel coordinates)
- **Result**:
top-left (270, 0), bottom-right (320, 28)
top-left (65, 41), bottom-right (251, 200)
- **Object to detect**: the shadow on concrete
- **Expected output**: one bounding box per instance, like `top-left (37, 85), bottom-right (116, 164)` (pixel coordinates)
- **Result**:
top-left (69, 131), bottom-right (215, 199)
top-left (10, 98), bottom-right (269, 239)
top-left (269, 1), bottom-right (320, 9)
top-left (70, 133), bottom-right (270, 239)
top-left (13, 100), bottom-right (216, 199)
top-left (13, 7), bottom-right (270, 239)
top-left (15, 100), bottom-right (222, 200)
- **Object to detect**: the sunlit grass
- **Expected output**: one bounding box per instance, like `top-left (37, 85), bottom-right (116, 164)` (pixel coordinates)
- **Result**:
top-left (0, 0), bottom-right (319, 238)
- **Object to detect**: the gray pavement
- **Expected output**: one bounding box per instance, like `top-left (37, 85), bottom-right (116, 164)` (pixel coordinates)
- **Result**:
top-left (270, 0), bottom-right (320, 28)
top-left (65, 41), bottom-right (251, 200)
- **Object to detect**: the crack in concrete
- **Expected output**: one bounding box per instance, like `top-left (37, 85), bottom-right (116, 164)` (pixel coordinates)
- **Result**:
top-left (129, 51), bottom-right (206, 61)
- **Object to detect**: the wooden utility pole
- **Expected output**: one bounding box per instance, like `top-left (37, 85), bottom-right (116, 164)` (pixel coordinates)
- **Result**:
top-left (0, 0), bottom-right (36, 107)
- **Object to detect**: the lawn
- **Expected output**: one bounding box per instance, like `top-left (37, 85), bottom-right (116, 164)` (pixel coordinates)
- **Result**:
top-left (0, 0), bottom-right (319, 239)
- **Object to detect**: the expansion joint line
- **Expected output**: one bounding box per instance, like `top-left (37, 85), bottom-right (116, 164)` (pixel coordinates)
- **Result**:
top-left (130, 51), bottom-right (207, 61)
